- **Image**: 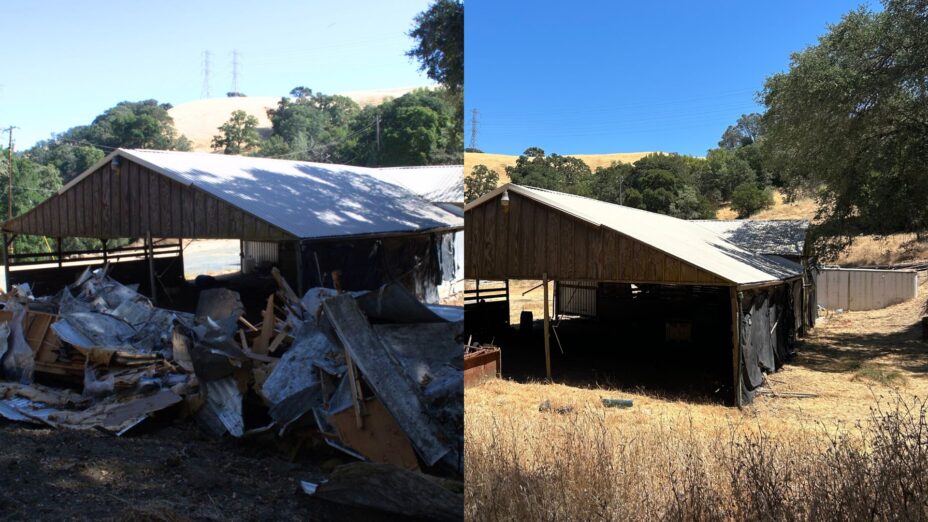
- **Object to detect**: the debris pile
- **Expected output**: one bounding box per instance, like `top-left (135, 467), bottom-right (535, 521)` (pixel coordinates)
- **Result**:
top-left (0, 265), bottom-right (464, 480)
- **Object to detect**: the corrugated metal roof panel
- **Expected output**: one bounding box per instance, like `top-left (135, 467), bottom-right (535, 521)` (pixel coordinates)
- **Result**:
top-left (110, 150), bottom-right (462, 239)
top-left (372, 165), bottom-right (463, 204)
top-left (470, 184), bottom-right (800, 285)
top-left (692, 219), bottom-right (808, 257)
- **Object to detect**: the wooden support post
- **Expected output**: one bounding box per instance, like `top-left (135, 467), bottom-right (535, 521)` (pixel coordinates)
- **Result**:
top-left (1, 233), bottom-right (9, 293)
top-left (543, 272), bottom-right (552, 381)
top-left (177, 238), bottom-right (185, 281)
top-left (295, 241), bottom-right (305, 297)
top-left (56, 238), bottom-right (63, 268)
top-left (146, 231), bottom-right (158, 305)
top-left (730, 286), bottom-right (742, 408)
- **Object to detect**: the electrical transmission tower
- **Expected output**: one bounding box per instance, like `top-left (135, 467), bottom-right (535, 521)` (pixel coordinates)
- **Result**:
top-left (469, 108), bottom-right (479, 150)
top-left (231, 49), bottom-right (240, 95)
top-left (201, 51), bottom-right (212, 98)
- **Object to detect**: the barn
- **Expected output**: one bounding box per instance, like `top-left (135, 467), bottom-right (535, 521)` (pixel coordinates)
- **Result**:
top-left (1, 149), bottom-right (463, 303)
top-left (465, 184), bottom-right (812, 406)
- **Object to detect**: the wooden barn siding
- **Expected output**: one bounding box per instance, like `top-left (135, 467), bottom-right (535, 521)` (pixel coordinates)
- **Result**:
top-left (6, 159), bottom-right (292, 241)
top-left (465, 192), bottom-right (728, 285)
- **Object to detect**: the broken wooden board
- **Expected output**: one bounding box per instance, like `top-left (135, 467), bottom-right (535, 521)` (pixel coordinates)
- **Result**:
top-left (328, 395), bottom-right (420, 471)
top-left (321, 294), bottom-right (449, 467)
top-left (253, 294), bottom-right (276, 355)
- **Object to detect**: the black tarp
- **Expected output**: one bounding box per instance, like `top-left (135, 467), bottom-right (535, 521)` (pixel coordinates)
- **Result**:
top-left (739, 281), bottom-right (801, 404)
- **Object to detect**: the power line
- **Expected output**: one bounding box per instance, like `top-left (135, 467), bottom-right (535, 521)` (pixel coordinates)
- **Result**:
top-left (269, 118), bottom-right (379, 160)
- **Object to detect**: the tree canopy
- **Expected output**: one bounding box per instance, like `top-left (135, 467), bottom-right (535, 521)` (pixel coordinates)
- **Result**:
top-left (407, 0), bottom-right (464, 94)
top-left (505, 147), bottom-right (593, 196)
top-left (465, 164), bottom-right (499, 203)
top-left (762, 0), bottom-right (928, 243)
top-left (212, 110), bottom-right (261, 155)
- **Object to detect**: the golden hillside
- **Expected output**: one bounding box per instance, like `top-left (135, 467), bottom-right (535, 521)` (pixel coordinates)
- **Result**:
top-left (465, 151), bottom-right (655, 184)
top-left (169, 86), bottom-right (429, 152)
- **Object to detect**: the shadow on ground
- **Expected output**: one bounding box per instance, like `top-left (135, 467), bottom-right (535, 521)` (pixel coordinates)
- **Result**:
top-left (0, 422), bottom-right (333, 521)
top-left (792, 322), bottom-right (928, 375)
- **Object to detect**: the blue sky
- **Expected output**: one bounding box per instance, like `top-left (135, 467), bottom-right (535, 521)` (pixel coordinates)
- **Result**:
top-left (1, 0), bottom-right (433, 148)
top-left (464, 0), bottom-right (872, 157)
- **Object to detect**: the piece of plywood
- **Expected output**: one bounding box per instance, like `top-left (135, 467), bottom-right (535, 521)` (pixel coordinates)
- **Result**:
top-left (322, 294), bottom-right (448, 466)
top-left (328, 396), bottom-right (419, 471)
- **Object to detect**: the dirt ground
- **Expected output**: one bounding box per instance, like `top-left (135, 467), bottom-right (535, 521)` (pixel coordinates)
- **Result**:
top-left (0, 420), bottom-right (351, 521)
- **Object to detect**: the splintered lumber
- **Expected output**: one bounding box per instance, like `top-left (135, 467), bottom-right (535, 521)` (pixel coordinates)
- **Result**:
top-left (253, 294), bottom-right (275, 355)
top-left (238, 316), bottom-right (259, 332)
top-left (322, 294), bottom-right (449, 467)
top-left (271, 267), bottom-right (302, 313)
top-left (266, 326), bottom-right (290, 354)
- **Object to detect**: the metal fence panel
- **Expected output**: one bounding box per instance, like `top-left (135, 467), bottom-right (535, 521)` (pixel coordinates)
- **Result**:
top-left (815, 268), bottom-right (918, 311)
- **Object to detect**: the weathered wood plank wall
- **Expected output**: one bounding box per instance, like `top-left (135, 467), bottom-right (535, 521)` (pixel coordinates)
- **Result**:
top-left (4, 159), bottom-right (293, 241)
top-left (465, 190), bottom-right (728, 285)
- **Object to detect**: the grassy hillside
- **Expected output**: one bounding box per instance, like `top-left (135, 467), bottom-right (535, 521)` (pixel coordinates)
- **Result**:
top-left (169, 86), bottom-right (428, 152)
top-left (464, 151), bottom-right (655, 184)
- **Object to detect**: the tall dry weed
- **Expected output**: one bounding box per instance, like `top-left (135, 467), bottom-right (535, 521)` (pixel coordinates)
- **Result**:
top-left (465, 396), bottom-right (928, 521)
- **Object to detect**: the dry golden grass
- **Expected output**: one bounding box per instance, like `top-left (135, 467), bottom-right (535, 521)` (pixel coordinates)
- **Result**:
top-left (464, 151), bottom-right (655, 186)
top-left (835, 233), bottom-right (928, 266)
top-left (169, 86), bottom-right (425, 152)
top-left (465, 276), bottom-right (928, 520)
top-left (715, 190), bottom-right (817, 220)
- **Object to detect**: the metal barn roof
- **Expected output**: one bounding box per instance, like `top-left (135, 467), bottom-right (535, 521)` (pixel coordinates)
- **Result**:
top-left (61, 149), bottom-right (462, 240)
top-left (467, 184), bottom-right (801, 286)
top-left (692, 219), bottom-right (808, 257)
top-left (370, 165), bottom-right (463, 205)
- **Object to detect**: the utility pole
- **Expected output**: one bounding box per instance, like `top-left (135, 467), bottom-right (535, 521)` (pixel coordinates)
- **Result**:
top-left (231, 49), bottom-right (240, 94)
top-left (2, 126), bottom-right (16, 221)
top-left (618, 174), bottom-right (625, 206)
top-left (375, 114), bottom-right (381, 163)
top-left (201, 50), bottom-right (212, 98)
top-left (469, 108), bottom-right (479, 150)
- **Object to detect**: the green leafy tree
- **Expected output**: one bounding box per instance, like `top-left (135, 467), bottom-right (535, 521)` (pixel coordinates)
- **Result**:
top-left (407, 0), bottom-right (463, 95)
top-left (591, 162), bottom-right (634, 204)
top-left (339, 89), bottom-right (460, 166)
top-left (84, 100), bottom-right (190, 151)
top-left (505, 148), bottom-right (592, 195)
top-left (465, 164), bottom-right (499, 203)
top-left (763, 0), bottom-right (928, 244)
top-left (266, 91), bottom-right (359, 162)
top-left (212, 110), bottom-right (261, 155)
top-left (730, 182), bottom-right (774, 218)
top-left (258, 135), bottom-right (291, 158)
top-left (0, 151), bottom-right (63, 254)
top-left (623, 153), bottom-right (716, 218)
top-left (703, 148), bottom-right (757, 201)
top-left (719, 113), bottom-right (763, 149)
top-left (26, 140), bottom-right (104, 183)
